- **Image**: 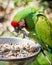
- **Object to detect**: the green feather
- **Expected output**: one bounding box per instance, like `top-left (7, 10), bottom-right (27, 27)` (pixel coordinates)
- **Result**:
top-left (13, 7), bottom-right (33, 22)
top-left (35, 15), bottom-right (52, 48)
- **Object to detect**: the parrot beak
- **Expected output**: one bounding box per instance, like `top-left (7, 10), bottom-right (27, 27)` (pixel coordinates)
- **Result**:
top-left (14, 26), bottom-right (22, 33)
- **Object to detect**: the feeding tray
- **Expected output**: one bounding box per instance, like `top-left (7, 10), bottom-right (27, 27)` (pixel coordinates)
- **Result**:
top-left (0, 37), bottom-right (40, 65)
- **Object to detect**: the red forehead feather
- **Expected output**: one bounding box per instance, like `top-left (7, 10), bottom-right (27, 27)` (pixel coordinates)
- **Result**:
top-left (11, 21), bottom-right (20, 27)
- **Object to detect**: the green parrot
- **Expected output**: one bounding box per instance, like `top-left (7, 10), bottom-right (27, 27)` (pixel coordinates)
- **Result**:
top-left (11, 7), bottom-right (52, 52)
top-left (35, 14), bottom-right (52, 52)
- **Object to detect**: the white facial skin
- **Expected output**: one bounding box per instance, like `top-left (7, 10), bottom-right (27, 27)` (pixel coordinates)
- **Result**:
top-left (19, 19), bottom-right (25, 27)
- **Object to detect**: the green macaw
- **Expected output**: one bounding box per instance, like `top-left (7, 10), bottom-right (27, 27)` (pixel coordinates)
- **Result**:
top-left (11, 6), bottom-right (52, 52)
top-left (35, 14), bottom-right (52, 52)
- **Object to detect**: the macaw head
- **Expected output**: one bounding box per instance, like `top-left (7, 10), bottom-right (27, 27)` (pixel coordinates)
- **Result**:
top-left (11, 19), bottom-right (25, 33)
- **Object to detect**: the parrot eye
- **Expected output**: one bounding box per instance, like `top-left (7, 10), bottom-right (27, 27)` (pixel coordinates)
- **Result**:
top-left (19, 19), bottom-right (25, 27)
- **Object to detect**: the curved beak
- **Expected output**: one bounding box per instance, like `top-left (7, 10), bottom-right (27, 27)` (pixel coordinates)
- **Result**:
top-left (14, 26), bottom-right (22, 33)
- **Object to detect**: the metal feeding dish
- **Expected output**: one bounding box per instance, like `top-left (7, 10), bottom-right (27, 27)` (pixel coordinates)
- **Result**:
top-left (0, 37), bottom-right (40, 65)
